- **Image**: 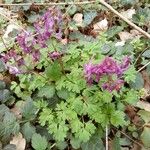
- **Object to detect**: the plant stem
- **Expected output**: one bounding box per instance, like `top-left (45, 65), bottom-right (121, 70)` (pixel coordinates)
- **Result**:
top-left (134, 47), bottom-right (150, 65)
top-left (119, 130), bottom-right (143, 148)
top-left (106, 125), bottom-right (109, 150)
top-left (0, 1), bottom-right (96, 6)
top-left (138, 61), bottom-right (150, 72)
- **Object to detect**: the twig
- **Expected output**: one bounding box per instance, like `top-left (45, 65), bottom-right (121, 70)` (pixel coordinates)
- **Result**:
top-left (119, 130), bottom-right (144, 148)
top-left (138, 61), bottom-right (150, 72)
top-left (134, 47), bottom-right (150, 65)
top-left (99, 0), bottom-right (150, 39)
top-left (106, 125), bottom-right (109, 150)
top-left (50, 143), bottom-right (56, 149)
top-left (0, 1), bottom-right (96, 6)
top-left (0, 12), bottom-right (27, 33)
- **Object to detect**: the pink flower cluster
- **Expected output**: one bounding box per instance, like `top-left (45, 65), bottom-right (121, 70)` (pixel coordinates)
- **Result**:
top-left (16, 8), bottom-right (62, 65)
top-left (0, 8), bottom-right (63, 75)
top-left (48, 51), bottom-right (62, 60)
top-left (84, 57), bottom-right (130, 91)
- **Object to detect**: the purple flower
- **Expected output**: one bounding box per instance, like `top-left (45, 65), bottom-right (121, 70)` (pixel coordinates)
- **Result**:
top-left (48, 51), bottom-right (61, 60)
top-left (1, 50), bottom-right (18, 63)
top-left (17, 32), bottom-right (35, 53)
top-left (34, 8), bottom-right (62, 44)
top-left (84, 63), bottom-right (93, 84)
top-left (7, 65), bottom-right (21, 75)
top-left (84, 56), bottom-right (131, 91)
top-left (102, 80), bottom-right (124, 92)
top-left (120, 56), bottom-right (131, 71)
top-left (32, 50), bottom-right (40, 62)
top-left (17, 58), bottom-right (25, 66)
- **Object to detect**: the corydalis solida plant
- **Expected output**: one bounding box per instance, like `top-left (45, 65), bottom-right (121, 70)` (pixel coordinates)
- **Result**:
top-left (1, 8), bottom-right (63, 75)
top-left (84, 57), bottom-right (131, 91)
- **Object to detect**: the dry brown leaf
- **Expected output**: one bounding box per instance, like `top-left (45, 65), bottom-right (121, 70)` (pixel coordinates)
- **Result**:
top-left (136, 101), bottom-right (150, 112)
top-left (121, 9), bottom-right (136, 19)
top-left (115, 41), bottom-right (125, 47)
top-left (10, 107), bottom-right (22, 120)
top-left (61, 38), bottom-right (68, 45)
top-left (73, 13), bottom-right (83, 27)
top-left (10, 133), bottom-right (26, 150)
top-left (93, 18), bottom-right (108, 31)
top-left (118, 31), bottom-right (134, 41)
top-left (3, 24), bottom-right (21, 40)
top-left (131, 143), bottom-right (141, 150)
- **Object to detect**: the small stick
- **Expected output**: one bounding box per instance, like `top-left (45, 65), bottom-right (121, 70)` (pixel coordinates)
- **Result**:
top-left (138, 61), bottom-right (150, 72)
top-left (99, 0), bottom-right (150, 39)
top-left (106, 125), bottom-right (109, 150)
top-left (0, 1), bottom-right (95, 6)
top-left (119, 130), bottom-right (143, 148)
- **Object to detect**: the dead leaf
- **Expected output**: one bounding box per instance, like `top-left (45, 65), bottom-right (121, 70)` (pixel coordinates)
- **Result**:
top-left (131, 143), bottom-right (141, 150)
top-left (115, 41), bottom-right (125, 47)
top-left (73, 13), bottom-right (83, 27)
top-left (93, 18), bottom-right (108, 31)
top-left (61, 38), bottom-right (68, 45)
top-left (130, 29), bottom-right (141, 37)
top-left (121, 9), bottom-right (136, 19)
top-left (10, 133), bottom-right (26, 150)
top-left (3, 24), bottom-right (21, 40)
top-left (118, 31), bottom-right (134, 41)
top-left (125, 105), bottom-right (137, 120)
top-left (10, 107), bottom-right (22, 120)
top-left (141, 70), bottom-right (150, 92)
top-left (136, 101), bottom-right (150, 112)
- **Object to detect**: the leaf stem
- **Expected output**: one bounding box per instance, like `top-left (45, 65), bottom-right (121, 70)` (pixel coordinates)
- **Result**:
top-left (106, 125), bottom-right (109, 150)
top-left (138, 61), bottom-right (150, 72)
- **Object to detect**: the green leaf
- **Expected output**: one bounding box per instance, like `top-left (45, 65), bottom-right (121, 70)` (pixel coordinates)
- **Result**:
top-left (106, 26), bottom-right (124, 38)
top-left (38, 85), bottom-right (55, 99)
top-left (78, 129), bottom-right (91, 142)
top-left (57, 88), bottom-right (69, 100)
top-left (0, 104), bottom-right (8, 122)
top-left (112, 136), bottom-right (121, 150)
top-left (120, 0), bottom-right (137, 5)
top-left (56, 141), bottom-right (68, 150)
top-left (138, 110), bottom-right (150, 123)
top-left (142, 49), bottom-right (150, 58)
top-left (124, 90), bottom-right (139, 105)
top-left (32, 133), bottom-right (48, 150)
top-left (3, 144), bottom-right (16, 150)
top-left (110, 111), bottom-right (126, 127)
top-left (70, 137), bottom-right (81, 149)
top-left (141, 127), bottom-right (150, 148)
top-left (81, 134), bottom-right (105, 150)
top-left (133, 8), bottom-right (150, 26)
top-left (124, 66), bottom-right (137, 83)
top-left (0, 80), bottom-right (6, 90)
top-left (0, 89), bottom-right (11, 103)
top-left (22, 122), bottom-right (36, 142)
top-left (83, 11), bottom-right (97, 26)
top-left (101, 91), bottom-right (113, 103)
top-left (45, 62), bottom-right (62, 81)
top-left (22, 100), bottom-right (37, 120)
top-left (130, 73), bottom-right (144, 90)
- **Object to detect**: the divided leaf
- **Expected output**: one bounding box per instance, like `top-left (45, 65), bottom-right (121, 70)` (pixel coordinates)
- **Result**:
top-left (31, 133), bottom-right (48, 150)
top-left (81, 134), bottom-right (105, 150)
top-left (38, 85), bottom-right (55, 99)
